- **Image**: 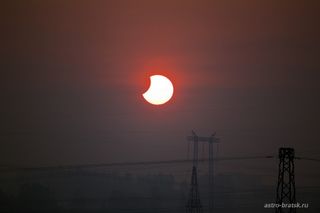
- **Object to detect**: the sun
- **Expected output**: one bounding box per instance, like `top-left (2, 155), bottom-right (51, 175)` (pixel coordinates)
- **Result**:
top-left (142, 75), bottom-right (174, 105)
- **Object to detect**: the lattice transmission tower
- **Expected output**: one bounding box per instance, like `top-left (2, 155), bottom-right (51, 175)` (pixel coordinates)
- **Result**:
top-left (275, 147), bottom-right (296, 213)
top-left (186, 131), bottom-right (219, 213)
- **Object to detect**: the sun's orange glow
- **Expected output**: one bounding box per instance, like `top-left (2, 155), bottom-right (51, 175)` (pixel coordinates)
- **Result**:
top-left (142, 75), bottom-right (174, 105)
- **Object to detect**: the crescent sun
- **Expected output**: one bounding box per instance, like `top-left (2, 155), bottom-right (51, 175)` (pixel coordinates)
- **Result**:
top-left (142, 75), bottom-right (174, 105)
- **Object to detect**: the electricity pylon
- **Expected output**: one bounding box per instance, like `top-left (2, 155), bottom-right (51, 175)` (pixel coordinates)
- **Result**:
top-left (186, 131), bottom-right (219, 213)
top-left (186, 166), bottom-right (203, 213)
top-left (186, 131), bottom-right (203, 213)
top-left (275, 147), bottom-right (296, 213)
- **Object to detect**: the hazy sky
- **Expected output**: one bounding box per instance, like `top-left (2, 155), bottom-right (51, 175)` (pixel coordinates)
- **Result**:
top-left (1, 0), bottom-right (320, 168)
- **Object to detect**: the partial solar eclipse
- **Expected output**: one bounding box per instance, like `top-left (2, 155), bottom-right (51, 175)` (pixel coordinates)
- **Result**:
top-left (143, 75), bottom-right (174, 105)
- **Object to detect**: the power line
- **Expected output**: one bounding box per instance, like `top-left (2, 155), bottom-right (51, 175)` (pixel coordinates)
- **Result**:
top-left (0, 155), bottom-right (275, 173)
top-left (295, 157), bottom-right (320, 162)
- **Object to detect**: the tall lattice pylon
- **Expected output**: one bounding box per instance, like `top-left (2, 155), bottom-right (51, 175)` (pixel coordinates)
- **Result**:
top-left (186, 166), bottom-right (203, 213)
top-left (187, 131), bottom-right (219, 213)
top-left (186, 131), bottom-right (203, 213)
top-left (275, 147), bottom-right (296, 213)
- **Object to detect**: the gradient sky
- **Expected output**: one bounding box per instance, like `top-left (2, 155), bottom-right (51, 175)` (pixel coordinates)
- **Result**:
top-left (1, 0), bottom-right (320, 170)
